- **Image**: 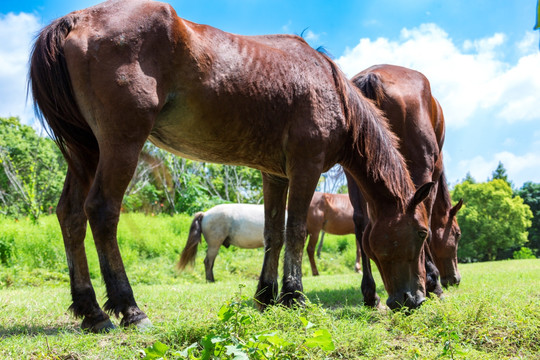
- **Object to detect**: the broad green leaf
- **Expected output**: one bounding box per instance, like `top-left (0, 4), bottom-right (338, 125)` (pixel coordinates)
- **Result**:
top-left (143, 341), bottom-right (169, 360)
top-left (304, 329), bottom-right (335, 351)
top-left (262, 334), bottom-right (293, 348)
top-left (225, 345), bottom-right (250, 360)
top-left (176, 343), bottom-right (198, 358)
top-left (217, 304), bottom-right (235, 322)
top-left (299, 316), bottom-right (315, 329)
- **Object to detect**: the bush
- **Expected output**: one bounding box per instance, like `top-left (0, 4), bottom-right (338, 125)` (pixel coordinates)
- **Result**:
top-left (513, 247), bottom-right (537, 260)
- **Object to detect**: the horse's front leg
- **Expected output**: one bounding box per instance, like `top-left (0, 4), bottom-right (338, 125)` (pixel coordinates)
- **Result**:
top-left (84, 139), bottom-right (151, 329)
top-left (345, 170), bottom-right (380, 307)
top-left (254, 173), bottom-right (288, 310)
top-left (359, 223), bottom-right (381, 307)
top-left (280, 169), bottom-right (321, 307)
top-left (58, 169), bottom-right (115, 332)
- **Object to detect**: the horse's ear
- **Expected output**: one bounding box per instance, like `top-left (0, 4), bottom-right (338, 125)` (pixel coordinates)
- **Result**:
top-left (411, 182), bottom-right (435, 209)
top-left (449, 198), bottom-right (463, 217)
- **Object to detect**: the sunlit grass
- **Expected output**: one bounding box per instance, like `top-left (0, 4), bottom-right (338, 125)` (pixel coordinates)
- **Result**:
top-left (0, 215), bottom-right (538, 359)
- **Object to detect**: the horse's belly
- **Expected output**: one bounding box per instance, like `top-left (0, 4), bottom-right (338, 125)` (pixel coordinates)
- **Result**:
top-left (229, 235), bottom-right (264, 249)
top-left (229, 215), bottom-right (265, 249)
top-left (149, 110), bottom-right (286, 175)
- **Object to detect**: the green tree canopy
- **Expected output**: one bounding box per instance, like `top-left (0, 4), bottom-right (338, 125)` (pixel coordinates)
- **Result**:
top-left (517, 182), bottom-right (540, 256)
top-left (452, 179), bottom-right (533, 261)
top-left (123, 142), bottom-right (264, 214)
top-left (0, 117), bottom-right (66, 220)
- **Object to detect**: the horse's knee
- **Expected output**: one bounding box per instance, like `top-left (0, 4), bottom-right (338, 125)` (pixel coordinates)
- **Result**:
top-left (286, 224), bottom-right (307, 251)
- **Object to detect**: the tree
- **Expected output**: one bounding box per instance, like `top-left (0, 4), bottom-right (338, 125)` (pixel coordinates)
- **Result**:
top-left (535, 0), bottom-right (539, 30)
top-left (0, 117), bottom-right (66, 220)
top-left (123, 142), bottom-right (264, 214)
top-left (462, 172), bottom-right (476, 184)
top-left (517, 182), bottom-right (540, 256)
top-left (451, 179), bottom-right (533, 262)
top-left (491, 161), bottom-right (513, 188)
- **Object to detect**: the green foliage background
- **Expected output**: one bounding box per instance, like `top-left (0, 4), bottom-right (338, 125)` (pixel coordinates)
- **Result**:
top-left (452, 179), bottom-right (532, 261)
top-left (1, 116), bottom-right (538, 263)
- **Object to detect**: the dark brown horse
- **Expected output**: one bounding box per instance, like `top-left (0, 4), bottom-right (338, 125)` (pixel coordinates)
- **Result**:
top-left (347, 64), bottom-right (462, 307)
top-left (306, 192), bottom-right (355, 276)
top-left (29, 0), bottom-right (433, 331)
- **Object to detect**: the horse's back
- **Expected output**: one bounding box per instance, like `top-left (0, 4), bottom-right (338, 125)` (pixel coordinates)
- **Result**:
top-left (353, 64), bottom-right (443, 184)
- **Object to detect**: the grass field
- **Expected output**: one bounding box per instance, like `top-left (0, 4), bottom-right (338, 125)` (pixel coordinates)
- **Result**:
top-left (0, 215), bottom-right (538, 359)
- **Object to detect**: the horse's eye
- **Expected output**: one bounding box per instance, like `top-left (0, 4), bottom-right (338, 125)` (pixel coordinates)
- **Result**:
top-left (418, 230), bottom-right (428, 239)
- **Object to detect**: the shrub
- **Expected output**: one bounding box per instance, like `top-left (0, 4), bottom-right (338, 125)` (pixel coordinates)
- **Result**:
top-left (513, 247), bottom-right (536, 259)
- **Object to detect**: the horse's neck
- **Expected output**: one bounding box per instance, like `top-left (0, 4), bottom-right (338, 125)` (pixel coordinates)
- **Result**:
top-left (351, 163), bottom-right (410, 219)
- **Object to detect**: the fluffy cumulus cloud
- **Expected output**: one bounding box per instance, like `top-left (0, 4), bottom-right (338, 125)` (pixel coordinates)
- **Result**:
top-left (458, 151), bottom-right (540, 186)
top-left (0, 12), bottom-right (41, 125)
top-left (336, 24), bottom-right (540, 128)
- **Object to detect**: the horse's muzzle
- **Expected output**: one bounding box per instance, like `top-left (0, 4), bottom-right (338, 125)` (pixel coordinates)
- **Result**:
top-left (387, 291), bottom-right (426, 310)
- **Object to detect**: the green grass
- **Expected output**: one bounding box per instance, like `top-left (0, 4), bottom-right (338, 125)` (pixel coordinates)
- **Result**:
top-left (0, 215), bottom-right (539, 359)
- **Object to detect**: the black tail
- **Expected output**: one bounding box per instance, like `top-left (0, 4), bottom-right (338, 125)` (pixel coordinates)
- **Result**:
top-left (177, 212), bottom-right (205, 270)
top-left (28, 15), bottom-right (98, 181)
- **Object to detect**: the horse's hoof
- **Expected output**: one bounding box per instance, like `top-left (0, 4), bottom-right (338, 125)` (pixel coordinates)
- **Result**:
top-left (254, 282), bottom-right (278, 311)
top-left (278, 291), bottom-right (305, 308)
top-left (120, 314), bottom-right (152, 330)
top-left (82, 318), bottom-right (116, 333)
top-left (133, 317), bottom-right (153, 331)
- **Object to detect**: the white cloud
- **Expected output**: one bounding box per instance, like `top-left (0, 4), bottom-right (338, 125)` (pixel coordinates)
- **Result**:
top-left (457, 152), bottom-right (540, 186)
top-left (0, 12), bottom-right (41, 125)
top-left (336, 23), bottom-right (540, 128)
top-left (303, 29), bottom-right (319, 41)
top-left (517, 31), bottom-right (538, 55)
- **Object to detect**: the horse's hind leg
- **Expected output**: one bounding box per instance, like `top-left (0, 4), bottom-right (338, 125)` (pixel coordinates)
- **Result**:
top-left (58, 169), bottom-right (115, 332)
top-left (306, 232), bottom-right (320, 276)
top-left (255, 173), bottom-right (288, 310)
top-left (84, 132), bottom-right (152, 329)
top-left (204, 245), bottom-right (220, 283)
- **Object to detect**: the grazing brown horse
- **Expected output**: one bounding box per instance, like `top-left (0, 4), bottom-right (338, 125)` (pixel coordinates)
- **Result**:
top-left (30, 0), bottom-right (433, 331)
top-left (306, 192), bottom-right (355, 276)
top-left (431, 174), bottom-right (463, 287)
top-left (347, 64), bottom-right (462, 307)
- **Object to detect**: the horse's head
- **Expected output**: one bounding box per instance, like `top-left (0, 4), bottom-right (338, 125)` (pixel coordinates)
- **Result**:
top-left (364, 182), bottom-right (435, 310)
top-left (431, 199), bottom-right (463, 287)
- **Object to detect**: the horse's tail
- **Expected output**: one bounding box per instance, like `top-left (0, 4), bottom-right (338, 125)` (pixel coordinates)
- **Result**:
top-left (29, 15), bottom-right (98, 181)
top-left (352, 72), bottom-right (386, 108)
top-left (177, 212), bottom-right (205, 270)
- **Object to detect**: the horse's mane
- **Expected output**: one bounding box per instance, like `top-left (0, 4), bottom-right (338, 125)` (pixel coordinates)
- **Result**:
top-left (437, 171), bottom-right (453, 209)
top-left (319, 56), bottom-right (414, 211)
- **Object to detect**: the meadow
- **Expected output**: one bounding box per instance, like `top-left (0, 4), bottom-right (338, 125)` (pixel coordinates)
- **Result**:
top-left (0, 214), bottom-right (538, 359)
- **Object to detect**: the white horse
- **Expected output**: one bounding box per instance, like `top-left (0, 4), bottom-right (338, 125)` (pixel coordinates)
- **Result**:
top-left (177, 204), bottom-right (268, 282)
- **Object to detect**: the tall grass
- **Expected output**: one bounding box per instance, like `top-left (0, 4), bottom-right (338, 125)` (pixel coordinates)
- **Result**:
top-left (0, 214), bottom-right (538, 359)
top-left (0, 214), bottom-right (358, 287)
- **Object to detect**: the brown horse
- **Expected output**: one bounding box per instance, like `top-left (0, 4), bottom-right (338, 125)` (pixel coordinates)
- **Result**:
top-left (306, 192), bottom-right (355, 276)
top-left (29, 0), bottom-right (433, 331)
top-left (347, 64), bottom-right (462, 307)
top-left (430, 174), bottom-right (463, 287)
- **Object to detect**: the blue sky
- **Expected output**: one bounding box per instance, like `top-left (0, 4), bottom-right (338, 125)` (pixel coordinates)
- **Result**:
top-left (1, 0), bottom-right (539, 188)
